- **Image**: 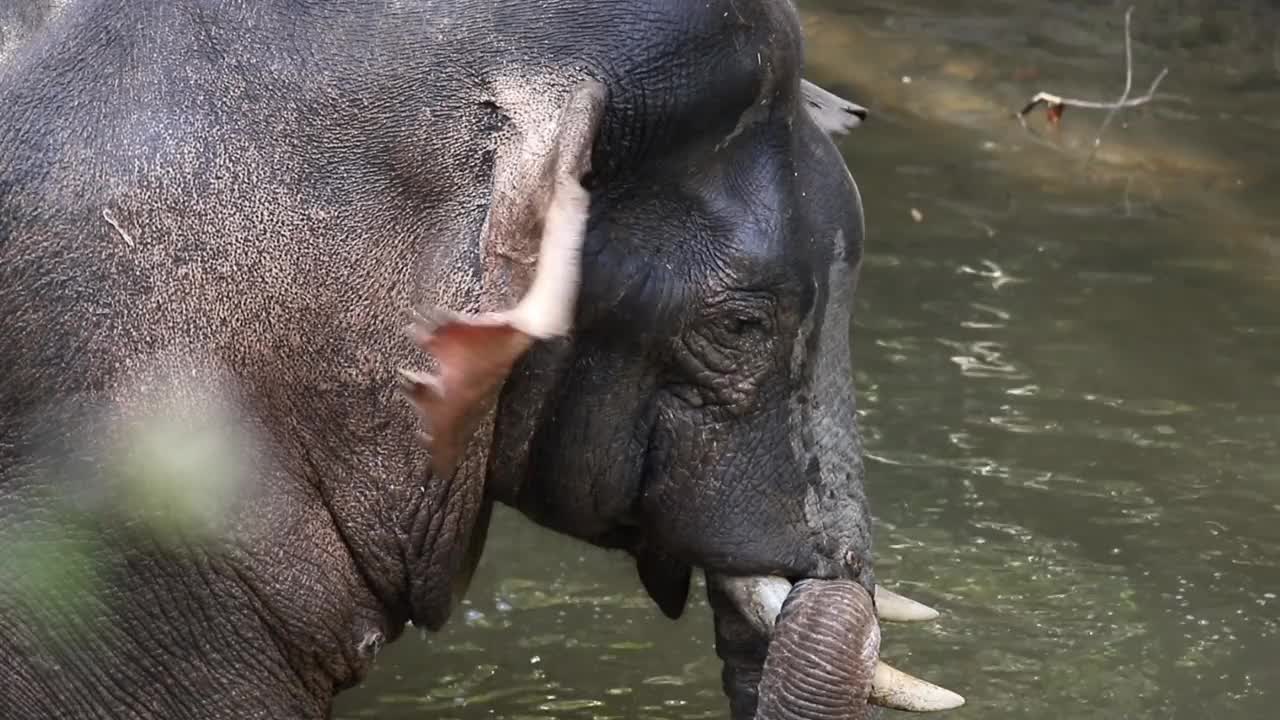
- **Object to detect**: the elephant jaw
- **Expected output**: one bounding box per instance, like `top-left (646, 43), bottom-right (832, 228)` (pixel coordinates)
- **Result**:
top-left (710, 573), bottom-right (965, 717)
top-left (635, 542), bottom-right (693, 620)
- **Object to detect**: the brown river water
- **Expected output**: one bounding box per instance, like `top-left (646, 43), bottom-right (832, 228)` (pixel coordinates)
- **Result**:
top-left (336, 2), bottom-right (1280, 718)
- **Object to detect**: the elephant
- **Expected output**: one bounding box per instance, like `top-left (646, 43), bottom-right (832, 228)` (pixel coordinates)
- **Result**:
top-left (0, 0), bottom-right (963, 718)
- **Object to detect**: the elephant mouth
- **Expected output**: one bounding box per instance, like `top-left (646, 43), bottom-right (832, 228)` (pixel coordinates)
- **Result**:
top-left (708, 573), bottom-right (965, 718)
top-left (622, 405), bottom-right (962, 716)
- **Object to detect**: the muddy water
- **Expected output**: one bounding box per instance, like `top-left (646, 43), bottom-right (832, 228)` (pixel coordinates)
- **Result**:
top-left (336, 2), bottom-right (1280, 718)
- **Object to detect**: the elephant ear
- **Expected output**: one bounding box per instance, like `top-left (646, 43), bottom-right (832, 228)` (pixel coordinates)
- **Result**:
top-left (399, 79), bottom-right (606, 482)
top-left (801, 78), bottom-right (868, 136)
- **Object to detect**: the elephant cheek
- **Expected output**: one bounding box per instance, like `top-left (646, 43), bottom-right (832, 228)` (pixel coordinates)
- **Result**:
top-left (754, 579), bottom-right (880, 720)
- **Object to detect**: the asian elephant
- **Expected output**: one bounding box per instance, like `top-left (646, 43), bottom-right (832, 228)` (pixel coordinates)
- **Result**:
top-left (0, 0), bottom-right (962, 718)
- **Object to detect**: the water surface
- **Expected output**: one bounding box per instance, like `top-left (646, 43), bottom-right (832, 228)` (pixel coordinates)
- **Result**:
top-left (337, 3), bottom-right (1280, 718)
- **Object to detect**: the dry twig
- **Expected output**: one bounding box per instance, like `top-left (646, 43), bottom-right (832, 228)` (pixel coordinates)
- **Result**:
top-left (1016, 6), bottom-right (1170, 157)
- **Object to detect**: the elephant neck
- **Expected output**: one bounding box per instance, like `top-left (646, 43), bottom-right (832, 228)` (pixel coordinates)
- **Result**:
top-left (485, 339), bottom-right (575, 508)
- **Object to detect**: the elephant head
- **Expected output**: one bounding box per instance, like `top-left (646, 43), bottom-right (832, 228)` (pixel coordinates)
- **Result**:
top-left (395, 2), bottom-right (966, 716)
top-left (0, 1), bottom-right (965, 717)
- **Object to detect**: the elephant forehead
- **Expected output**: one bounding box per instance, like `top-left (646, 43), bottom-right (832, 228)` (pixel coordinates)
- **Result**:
top-left (566, 0), bottom-right (805, 169)
top-left (598, 0), bottom-right (804, 80)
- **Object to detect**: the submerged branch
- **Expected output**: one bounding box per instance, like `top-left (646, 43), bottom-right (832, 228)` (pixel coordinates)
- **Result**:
top-left (1016, 6), bottom-right (1171, 159)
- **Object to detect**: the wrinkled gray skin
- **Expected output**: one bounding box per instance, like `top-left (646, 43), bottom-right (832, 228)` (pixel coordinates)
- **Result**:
top-left (0, 1), bottom-right (872, 718)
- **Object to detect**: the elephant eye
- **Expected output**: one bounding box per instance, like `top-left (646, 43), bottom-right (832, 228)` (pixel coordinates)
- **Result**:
top-left (725, 315), bottom-right (764, 336)
top-left (702, 294), bottom-right (777, 348)
top-left (712, 308), bottom-right (771, 341)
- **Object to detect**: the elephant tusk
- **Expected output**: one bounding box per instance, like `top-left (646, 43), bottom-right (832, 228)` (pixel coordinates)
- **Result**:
top-left (714, 574), bottom-right (792, 635)
top-left (875, 586), bottom-right (941, 622)
top-left (869, 661), bottom-right (966, 712)
top-left (719, 577), bottom-right (944, 629)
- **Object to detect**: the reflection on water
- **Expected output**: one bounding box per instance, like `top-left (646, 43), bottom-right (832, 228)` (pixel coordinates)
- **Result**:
top-left (338, 2), bottom-right (1280, 718)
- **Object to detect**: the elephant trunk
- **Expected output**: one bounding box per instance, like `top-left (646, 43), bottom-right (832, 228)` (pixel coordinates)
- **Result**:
top-left (710, 575), bottom-right (965, 720)
top-left (753, 579), bottom-right (879, 720)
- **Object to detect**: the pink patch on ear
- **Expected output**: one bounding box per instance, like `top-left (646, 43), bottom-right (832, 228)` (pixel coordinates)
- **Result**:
top-left (398, 310), bottom-right (534, 477)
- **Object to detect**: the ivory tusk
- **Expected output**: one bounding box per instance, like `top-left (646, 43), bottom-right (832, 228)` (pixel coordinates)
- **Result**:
top-left (715, 575), bottom-right (792, 635)
top-left (869, 661), bottom-right (966, 712)
top-left (875, 586), bottom-right (941, 622)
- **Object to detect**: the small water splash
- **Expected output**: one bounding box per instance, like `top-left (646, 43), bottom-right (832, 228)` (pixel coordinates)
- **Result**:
top-left (939, 338), bottom-right (1029, 379)
top-left (957, 258), bottom-right (1027, 290)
